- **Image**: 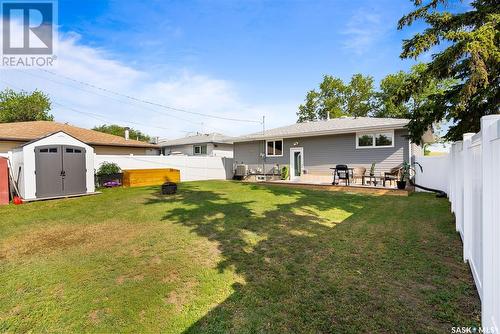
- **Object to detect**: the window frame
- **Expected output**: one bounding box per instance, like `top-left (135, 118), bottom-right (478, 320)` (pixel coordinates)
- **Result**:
top-left (355, 130), bottom-right (395, 149)
top-left (193, 144), bottom-right (208, 155)
top-left (265, 139), bottom-right (284, 157)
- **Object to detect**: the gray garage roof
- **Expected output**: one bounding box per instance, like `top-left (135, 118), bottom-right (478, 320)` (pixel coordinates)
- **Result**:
top-left (158, 133), bottom-right (234, 146)
top-left (233, 117), bottom-right (410, 142)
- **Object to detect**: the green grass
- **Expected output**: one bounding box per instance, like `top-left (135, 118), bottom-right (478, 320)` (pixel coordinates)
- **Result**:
top-left (0, 181), bottom-right (480, 333)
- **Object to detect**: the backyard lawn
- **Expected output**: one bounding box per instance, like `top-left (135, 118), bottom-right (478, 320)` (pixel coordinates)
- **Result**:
top-left (0, 180), bottom-right (480, 333)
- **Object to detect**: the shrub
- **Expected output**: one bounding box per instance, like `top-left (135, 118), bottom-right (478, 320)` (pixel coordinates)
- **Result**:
top-left (281, 166), bottom-right (289, 180)
top-left (97, 162), bottom-right (121, 176)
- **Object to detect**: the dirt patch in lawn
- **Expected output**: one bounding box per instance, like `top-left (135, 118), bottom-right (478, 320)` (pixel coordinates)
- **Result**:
top-left (0, 222), bottom-right (144, 260)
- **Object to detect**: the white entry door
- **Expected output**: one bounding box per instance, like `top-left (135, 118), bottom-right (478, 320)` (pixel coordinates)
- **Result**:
top-left (290, 147), bottom-right (304, 181)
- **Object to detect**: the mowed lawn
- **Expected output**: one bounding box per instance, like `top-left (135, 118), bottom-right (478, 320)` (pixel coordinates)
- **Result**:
top-left (0, 181), bottom-right (480, 333)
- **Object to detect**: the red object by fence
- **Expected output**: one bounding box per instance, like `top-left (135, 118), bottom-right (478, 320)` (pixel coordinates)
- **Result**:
top-left (0, 157), bottom-right (9, 205)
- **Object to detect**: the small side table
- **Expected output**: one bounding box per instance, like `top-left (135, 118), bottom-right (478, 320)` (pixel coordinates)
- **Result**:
top-left (365, 174), bottom-right (378, 187)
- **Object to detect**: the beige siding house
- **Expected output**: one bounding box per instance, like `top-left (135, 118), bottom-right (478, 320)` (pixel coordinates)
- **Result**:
top-left (233, 117), bottom-right (429, 183)
top-left (0, 121), bottom-right (159, 156)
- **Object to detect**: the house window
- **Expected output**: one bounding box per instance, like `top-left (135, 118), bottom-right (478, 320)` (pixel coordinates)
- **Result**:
top-left (266, 139), bottom-right (283, 156)
top-left (193, 145), bottom-right (207, 155)
top-left (356, 131), bottom-right (394, 149)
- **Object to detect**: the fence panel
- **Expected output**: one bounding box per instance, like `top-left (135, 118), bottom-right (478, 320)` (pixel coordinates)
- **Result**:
top-left (94, 155), bottom-right (234, 182)
top-left (414, 155), bottom-right (448, 193)
top-left (481, 117), bottom-right (500, 332)
top-left (417, 115), bottom-right (500, 332)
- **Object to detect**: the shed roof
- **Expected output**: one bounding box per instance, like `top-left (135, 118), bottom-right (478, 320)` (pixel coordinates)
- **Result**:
top-left (233, 117), bottom-right (410, 142)
top-left (0, 121), bottom-right (158, 148)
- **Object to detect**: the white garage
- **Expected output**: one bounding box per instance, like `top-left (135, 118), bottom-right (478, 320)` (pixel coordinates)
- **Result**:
top-left (10, 131), bottom-right (95, 200)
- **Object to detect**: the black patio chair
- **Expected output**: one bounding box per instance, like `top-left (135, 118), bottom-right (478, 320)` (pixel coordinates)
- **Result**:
top-left (333, 164), bottom-right (350, 186)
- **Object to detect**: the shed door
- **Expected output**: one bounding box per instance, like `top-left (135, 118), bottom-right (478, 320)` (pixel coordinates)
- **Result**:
top-left (35, 145), bottom-right (87, 198)
top-left (35, 146), bottom-right (63, 198)
top-left (62, 146), bottom-right (86, 195)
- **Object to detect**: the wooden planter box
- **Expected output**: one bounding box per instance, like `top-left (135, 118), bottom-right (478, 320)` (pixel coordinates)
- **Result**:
top-left (123, 168), bottom-right (180, 187)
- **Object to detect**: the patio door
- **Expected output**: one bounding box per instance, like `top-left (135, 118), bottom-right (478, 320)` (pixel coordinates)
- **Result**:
top-left (290, 147), bottom-right (304, 181)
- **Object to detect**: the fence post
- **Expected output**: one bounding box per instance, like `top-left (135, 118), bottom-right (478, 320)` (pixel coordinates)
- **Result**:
top-left (481, 115), bottom-right (500, 332)
top-left (462, 133), bottom-right (474, 262)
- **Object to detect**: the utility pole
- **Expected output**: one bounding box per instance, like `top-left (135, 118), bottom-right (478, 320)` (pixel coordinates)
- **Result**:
top-left (262, 115), bottom-right (265, 175)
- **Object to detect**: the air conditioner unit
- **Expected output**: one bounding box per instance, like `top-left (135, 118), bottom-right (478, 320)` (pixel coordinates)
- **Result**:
top-left (235, 164), bottom-right (248, 177)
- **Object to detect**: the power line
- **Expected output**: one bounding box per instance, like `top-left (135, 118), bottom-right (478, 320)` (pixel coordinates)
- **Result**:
top-left (39, 68), bottom-right (262, 124)
top-left (0, 78), bottom-right (193, 133)
top-left (15, 69), bottom-right (199, 124)
top-left (13, 69), bottom-right (240, 134)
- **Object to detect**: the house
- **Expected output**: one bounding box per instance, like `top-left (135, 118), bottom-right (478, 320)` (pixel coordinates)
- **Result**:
top-left (0, 121), bottom-right (159, 155)
top-left (159, 132), bottom-right (233, 157)
top-left (233, 117), bottom-right (431, 183)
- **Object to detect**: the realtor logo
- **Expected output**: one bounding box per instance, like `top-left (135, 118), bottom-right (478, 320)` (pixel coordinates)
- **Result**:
top-left (1, 0), bottom-right (57, 67)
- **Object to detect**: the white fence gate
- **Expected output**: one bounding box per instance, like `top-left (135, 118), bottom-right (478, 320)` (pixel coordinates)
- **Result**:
top-left (94, 155), bottom-right (234, 182)
top-left (447, 115), bottom-right (500, 332)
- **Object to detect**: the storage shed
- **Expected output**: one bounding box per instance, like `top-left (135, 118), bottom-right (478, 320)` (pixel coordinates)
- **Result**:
top-left (10, 131), bottom-right (95, 200)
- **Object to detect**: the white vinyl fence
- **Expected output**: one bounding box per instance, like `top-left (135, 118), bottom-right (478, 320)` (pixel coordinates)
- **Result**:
top-left (94, 155), bottom-right (233, 182)
top-left (447, 115), bottom-right (500, 332)
top-left (414, 155), bottom-right (449, 193)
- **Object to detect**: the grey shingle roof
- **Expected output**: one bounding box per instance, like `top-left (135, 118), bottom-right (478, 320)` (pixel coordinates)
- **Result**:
top-left (158, 133), bottom-right (234, 146)
top-left (233, 117), bottom-right (409, 142)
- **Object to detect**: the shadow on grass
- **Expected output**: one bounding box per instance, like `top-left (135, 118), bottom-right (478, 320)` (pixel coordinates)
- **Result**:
top-left (144, 182), bottom-right (480, 333)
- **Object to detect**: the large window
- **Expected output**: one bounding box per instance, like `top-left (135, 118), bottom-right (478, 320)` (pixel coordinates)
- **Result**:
top-left (266, 139), bottom-right (283, 156)
top-left (193, 144), bottom-right (207, 155)
top-left (356, 131), bottom-right (394, 149)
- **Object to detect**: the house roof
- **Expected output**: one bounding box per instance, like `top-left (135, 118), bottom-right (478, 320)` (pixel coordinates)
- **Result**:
top-left (0, 121), bottom-right (158, 148)
top-left (233, 117), bottom-right (410, 142)
top-left (159, 133), bottom-right (234, 146)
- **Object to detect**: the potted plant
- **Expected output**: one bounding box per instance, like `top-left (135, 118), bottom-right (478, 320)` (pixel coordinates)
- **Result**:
top-left (281, 166), bottom-right (289, 180)
top-left (96, 162), bottom-right (123, 188)
top-left (397, 162), bottom-right (422, 190)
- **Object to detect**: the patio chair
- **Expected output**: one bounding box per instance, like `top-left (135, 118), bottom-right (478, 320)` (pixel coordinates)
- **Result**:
top-left (383, 164), bottom-right (403, 187)
top-left (333, 164), bottom-right (350, 186)
top-left (352, 167), bottom-right (366, 185)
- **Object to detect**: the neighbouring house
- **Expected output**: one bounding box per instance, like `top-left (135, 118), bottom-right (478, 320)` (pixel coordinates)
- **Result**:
top-left (233, 117), bottom-right (432, 183)
top-left (0, 121), bottom-right (159, 155)
top-left (159, 132), bottom-right (234, 157)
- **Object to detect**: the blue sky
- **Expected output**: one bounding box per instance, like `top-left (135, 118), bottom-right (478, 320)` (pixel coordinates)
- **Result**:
top-left (58, 0), bottom-right (419, 102)
top-left (1, 0), bottom-right (469, 138)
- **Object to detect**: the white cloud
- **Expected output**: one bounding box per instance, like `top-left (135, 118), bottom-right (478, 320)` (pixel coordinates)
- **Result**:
top-left (0, 21), bottom-right (298, 139)
top-left (341, 9), bottom-right (390, 55)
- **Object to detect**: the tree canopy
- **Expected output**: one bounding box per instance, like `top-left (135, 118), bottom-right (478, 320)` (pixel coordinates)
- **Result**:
top-left (297, 74), bottom-right (374, 122)
top-left (398, 0), bottom-right (500, 142)
top-left (92, 124), bottom-right (151, 142)
top-left (297, 64), bottom-right (455, 141)
top-left (0, 88), bottom-right (53, 123)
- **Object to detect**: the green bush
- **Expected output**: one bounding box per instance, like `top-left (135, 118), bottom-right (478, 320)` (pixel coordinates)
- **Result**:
top-left (97, 162), bottom-right (121, 176)
top-left (281, 166), bottom-right (289, 180)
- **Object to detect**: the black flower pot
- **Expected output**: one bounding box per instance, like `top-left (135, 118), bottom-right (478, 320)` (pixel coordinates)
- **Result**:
top-left (396, 181), bottom-right (407, 190)
top-left (161, 182), bottom-right (177, 195)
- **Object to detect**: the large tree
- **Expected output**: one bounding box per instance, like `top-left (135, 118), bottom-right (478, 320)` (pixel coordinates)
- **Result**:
top-left (374, 63), bottom-right (456, 121)
top-left (398, 0), bottom-right (499, 143)
top-left (297, 74), bottom-right (374, 121)
top-left (0, 88), bottom-right (53, 123)
top-left (92, 124), bottom-right (151, 142)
